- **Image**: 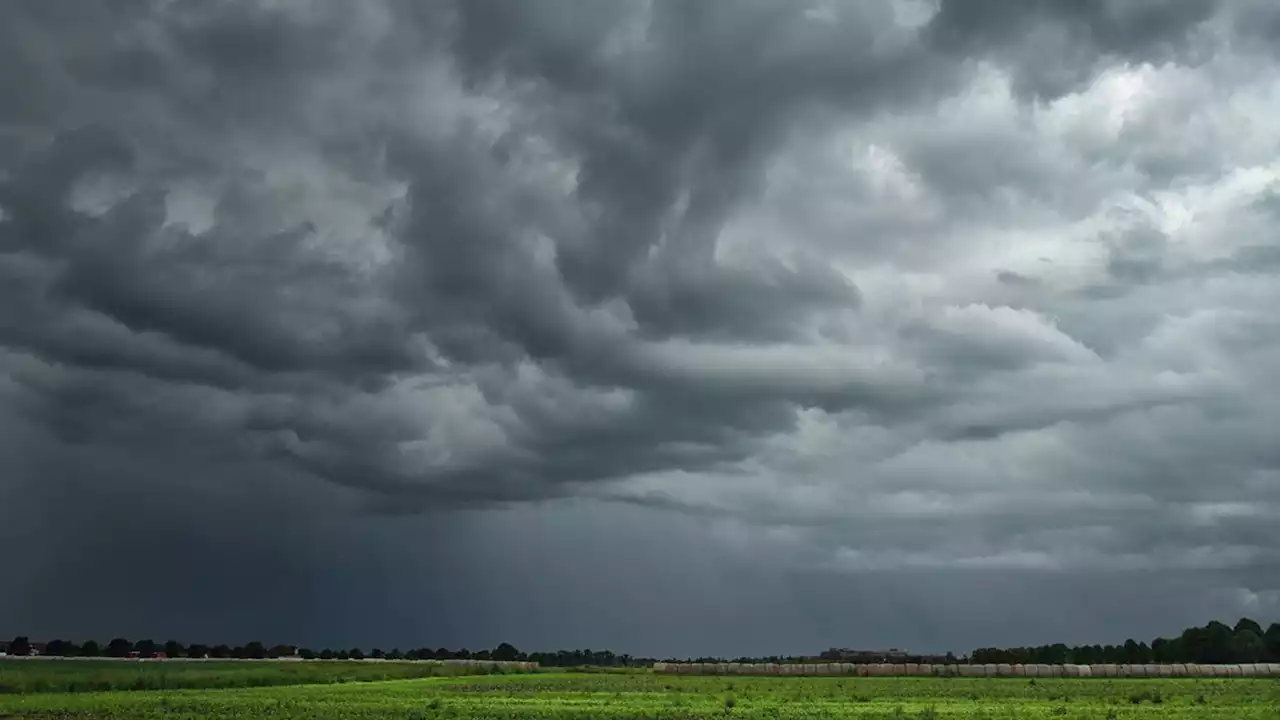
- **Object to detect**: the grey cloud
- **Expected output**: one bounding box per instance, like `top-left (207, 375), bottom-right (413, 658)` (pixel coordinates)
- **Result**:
top-left (925, 0), bottom-right (1222, 99)
top-left (444, 0), bottom-right (957, 309)
top-left (1103, 220), bottom-right (1171, 284)
top-left (995, 270), bottom-right (1040, 287)
top-left (1, 132), bottom-right (416, 390)
top-left (4, 0), bottom-right (1280, 654)
top-left (626, 254), bottom-right (862, 343)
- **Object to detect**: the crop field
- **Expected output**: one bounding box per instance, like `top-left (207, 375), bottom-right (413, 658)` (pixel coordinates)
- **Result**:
top-left (1, 665), bottom-right (1279, 719)
top-left (0, 659), bottom-right (514, 694)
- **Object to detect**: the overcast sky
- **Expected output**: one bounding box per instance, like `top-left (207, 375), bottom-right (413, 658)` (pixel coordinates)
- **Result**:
top-left (3, 0), bottom-right (1280, 659)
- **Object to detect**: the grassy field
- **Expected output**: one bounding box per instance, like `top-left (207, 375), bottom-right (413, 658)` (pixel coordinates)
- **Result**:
top-left (0, 659), bottom-right (512, 694)
top-left (0, 665), bottom-right (1277, 718)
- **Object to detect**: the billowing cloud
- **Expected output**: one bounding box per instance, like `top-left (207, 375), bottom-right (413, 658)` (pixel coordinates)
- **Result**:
top-left (3, 0), bottom-right (1280, 654)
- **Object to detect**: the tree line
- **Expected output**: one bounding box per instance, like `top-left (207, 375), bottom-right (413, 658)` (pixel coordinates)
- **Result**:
top-left (6, 617), bottom-right (1277, 666)
top-left (1, 637), bottom-right (649, 667)
top-left (1, 635), bottom-right (817, 666)
top-left (970, 618), bottom-right (1280, 665)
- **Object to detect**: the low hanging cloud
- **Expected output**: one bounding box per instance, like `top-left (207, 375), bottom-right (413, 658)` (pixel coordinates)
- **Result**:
top-left (4, 0), bottom-right (1280, 648)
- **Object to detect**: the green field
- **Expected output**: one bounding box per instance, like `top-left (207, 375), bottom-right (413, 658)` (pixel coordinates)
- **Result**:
top-left (1, 664), bottom-right (1278, 719)
top-left (0, 659), bottom-right (512, 694)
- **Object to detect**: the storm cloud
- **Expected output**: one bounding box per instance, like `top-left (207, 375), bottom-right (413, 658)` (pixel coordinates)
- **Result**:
top-left (3, 0), bottom-right (1280, 656)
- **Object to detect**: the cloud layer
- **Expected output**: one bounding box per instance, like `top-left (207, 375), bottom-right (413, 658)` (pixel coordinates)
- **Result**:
top-left (3, 0), bottom-right (1280, 653)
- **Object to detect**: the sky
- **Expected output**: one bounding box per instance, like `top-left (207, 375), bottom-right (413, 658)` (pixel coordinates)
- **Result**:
top-left (2, 0), bottom-right (1280, 659)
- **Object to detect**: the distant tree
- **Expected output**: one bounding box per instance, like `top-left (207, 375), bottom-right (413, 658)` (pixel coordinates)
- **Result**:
top-left (44, 639), bottom-right (72, 657)
top-left (1235, 618), bottom-right (1264, 637)
top-left (349, 648), bottom-right (365, 661)
top-left (1179, 626), bottom-right (1206, 663)
top-left (371, 648), bottom-right (385, 659)
top-left (8, 636), bottom-right (31, 656)
top-left (106, 638), bottom-right (133, 658)
top-left (1265, 623), bottom-right (1280, 662)
top-left (1044, 643), bottom-right (1069, 664)
top-left (1204, 621), bottom-right (1234, 664)
top-left (1233, 629), bottom-right (1265, 663)
top-left (1151, 637), bottom-right (1170, 663)
top-left (474, 650), bottom-right (492, 661)
top-left (1121, 639), bottom-right (1140, 664)
top-left (1078, 644), bottom-right (1104, 665)
top-left (337, 650), bottom-right (350, 660)
top-left (1137, 642), bottom-right (1153, 663)
top-left (187, 644), bottom-right (210, 659)
top-left (299, 648), bottom-right (317, 660)
top-left (164, 640), bottom-right (185, 658)
top-left (80, 640), bottom-right (102, 657)
top-left (210, 644), bottom-right (232, 659)
top-left (387, 648), bottom-right (404, 660)
top-left (493, 643), bottom-right (521, 662)
top-left (435, 648), bottom-right (453, 660)
top-left (268, 645), bottom-right (293, 659)
top-left (134, 639), bottom-right (158, 658)
top-left (242, 641), bottom-right (266, 660)
top-left (320, 649), bottom-right (335, 660)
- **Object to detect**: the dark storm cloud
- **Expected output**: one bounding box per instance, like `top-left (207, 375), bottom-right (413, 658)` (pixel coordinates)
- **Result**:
top-left (924, 0), bottom-right (1222, 99)
top-left (420, 0), bottom-right (935, 332)
top-left (4, 0), bottom-right (1280, 653)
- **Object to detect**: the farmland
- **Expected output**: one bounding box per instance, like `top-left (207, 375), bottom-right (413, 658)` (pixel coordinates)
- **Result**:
top-left (1, 663), bottom-right (1278, 719)
top-left (0, 659), bottom-right (517, 694)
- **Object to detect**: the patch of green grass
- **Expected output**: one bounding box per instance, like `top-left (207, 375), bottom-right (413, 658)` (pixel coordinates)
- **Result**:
top-left (0, 659), bottom-right (511, 694)
top-left (1, 667), bottom-right (1278, 718)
